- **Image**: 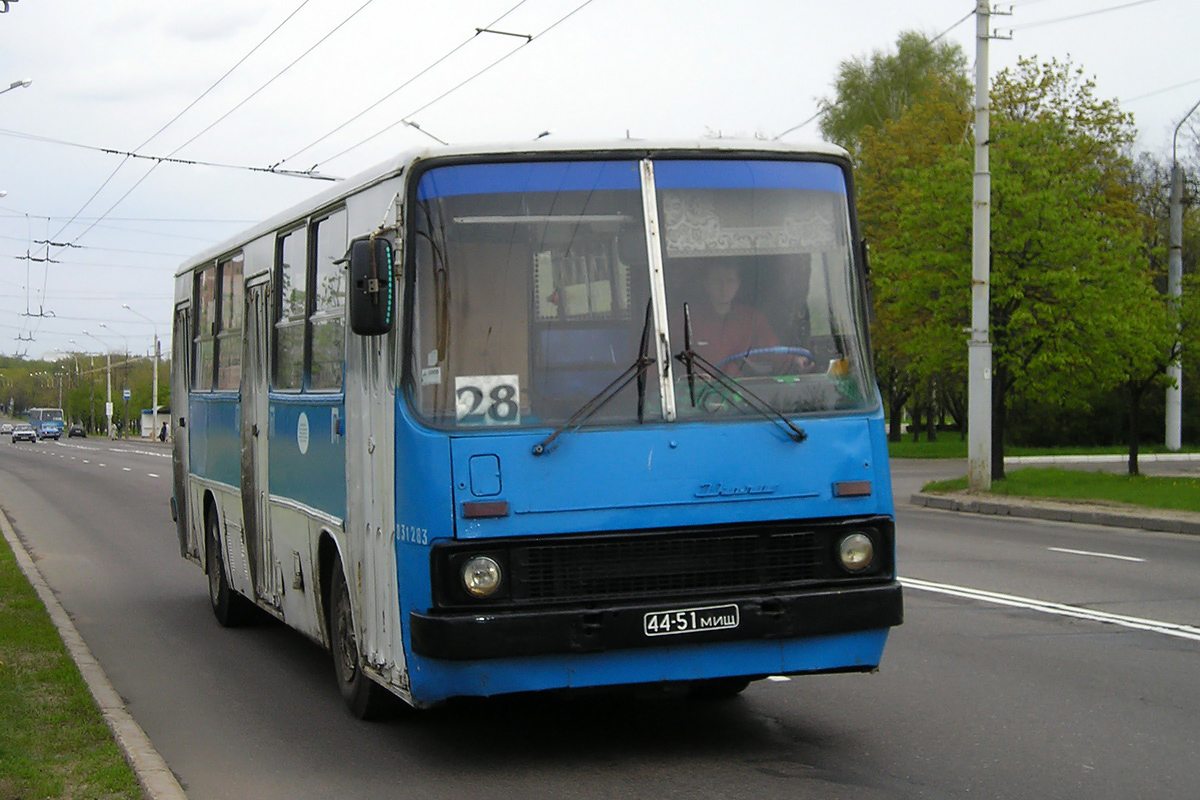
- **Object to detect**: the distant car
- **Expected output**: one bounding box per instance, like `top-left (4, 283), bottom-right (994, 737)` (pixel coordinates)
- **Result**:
top-left (11, 423), bottom-right (36, 443)
top-left (68, 424), bottom-right (86, 438)
top-left (37, 422), bottom-right (61, 440)
top-left (0, 423), bottom-right (12, 435)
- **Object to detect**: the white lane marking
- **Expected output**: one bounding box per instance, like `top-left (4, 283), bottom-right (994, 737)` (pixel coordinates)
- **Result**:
top-left (110, 447), bottom-right (171, 459)
top-left (147, 473), bottom-right (160, 478)
top-left (122, 467), bottom-right (132, 472)
top-left (766, 676), bottom-right (792, 682)
top-left (1048, 547), bottom-right (1145, 563)
top-left (901, 577), bottom-right (1200, 642)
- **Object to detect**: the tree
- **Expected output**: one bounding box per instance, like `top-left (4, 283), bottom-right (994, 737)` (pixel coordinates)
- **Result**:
top-left (985, 60), bottom-right (1148, 477)
top-left (858, 57), bottom-right (1148, 479)
top-left (856, 85), bottom-right (972, 442)
top-left (1110, 153), bottom-right (1192, 474)
top-left (819, 30), bottom-right (971, 155)
top-left (820, 31), bottom-right (973, 439)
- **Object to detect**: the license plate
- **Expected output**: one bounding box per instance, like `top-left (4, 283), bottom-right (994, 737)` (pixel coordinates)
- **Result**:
top-left (643, 604), bottom-right (740, 637)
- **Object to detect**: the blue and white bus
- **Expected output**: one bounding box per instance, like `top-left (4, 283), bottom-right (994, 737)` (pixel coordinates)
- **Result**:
top-left (27, 407), bottom-right (65, 439)
top-left (171, 139), bottom-right (902, 716)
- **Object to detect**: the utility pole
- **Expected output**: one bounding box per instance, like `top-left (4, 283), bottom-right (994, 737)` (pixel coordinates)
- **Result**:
top-left (106, 351), bottom-right (113, 439)
top-left (153, 335), bottom-right (160, 438)
top-left (123, 305), bottom-right (160, 439)
top-left (968, 0), bottom-right (994, 490)
top-left (1166, 97), bottom-right (1200, 451)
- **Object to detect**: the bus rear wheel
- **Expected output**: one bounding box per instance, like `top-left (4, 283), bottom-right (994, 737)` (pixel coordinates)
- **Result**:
top-left (330, 558), bottom-right (389, 720)
top-left (205, 510), bottom-right (252, 627)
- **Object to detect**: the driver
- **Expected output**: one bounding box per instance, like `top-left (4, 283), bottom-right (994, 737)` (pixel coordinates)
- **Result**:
top-left (684, 263), bottom-right (813, 375)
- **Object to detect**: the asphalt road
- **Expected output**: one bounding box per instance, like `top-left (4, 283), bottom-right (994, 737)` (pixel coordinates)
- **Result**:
top-left (2, 440), bottom-right (1197, 799)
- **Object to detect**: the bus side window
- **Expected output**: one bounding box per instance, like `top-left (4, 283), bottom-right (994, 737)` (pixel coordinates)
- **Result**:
top-left (216, 253), bottom-right (244, 391)
top-left (275, 228), bottom-right (307, 390)
top-left (193, 265), bottom-right (217, 390)
top-left (310, 210), bottom-right (347, 390)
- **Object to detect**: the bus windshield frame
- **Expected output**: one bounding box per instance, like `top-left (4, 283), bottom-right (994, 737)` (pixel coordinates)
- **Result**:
top-left (406, 155), bottom-right (875, 433)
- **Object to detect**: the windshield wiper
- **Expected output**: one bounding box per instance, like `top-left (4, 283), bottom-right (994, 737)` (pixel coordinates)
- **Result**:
top-left (675, 303), bottom-right (807, 444)
top-left (532, 301), bottom-right (656, 456)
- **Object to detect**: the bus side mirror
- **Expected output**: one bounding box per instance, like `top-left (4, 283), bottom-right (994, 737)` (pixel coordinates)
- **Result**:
top-left (348, 235), bottom-right (395, 336)
top-left (859, 237), bottom-right (875, 325)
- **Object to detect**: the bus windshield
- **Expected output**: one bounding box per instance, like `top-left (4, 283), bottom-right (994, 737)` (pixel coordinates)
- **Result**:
top-left (409, 158), bottom-right (873, 430)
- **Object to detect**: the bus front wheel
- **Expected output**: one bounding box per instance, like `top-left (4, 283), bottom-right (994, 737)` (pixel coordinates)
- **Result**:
top-left (689, 676), bottom-right (753, 699)
top-left (330, 558), bottom-right (389, 720)
top-left (205, 510), bottom-right (252, 627)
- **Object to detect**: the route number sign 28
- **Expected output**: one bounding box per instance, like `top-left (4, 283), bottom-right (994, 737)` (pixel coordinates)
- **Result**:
top-left (455, 375), bottom-right (521, 426)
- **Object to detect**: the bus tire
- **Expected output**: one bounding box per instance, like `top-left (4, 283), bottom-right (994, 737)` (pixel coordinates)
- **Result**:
top-left (330, 558), bottom-right (389, 720)
top-left (205, 509), bottom-right (252, 627)
top-left (688, 677), bottom-right (753, 700)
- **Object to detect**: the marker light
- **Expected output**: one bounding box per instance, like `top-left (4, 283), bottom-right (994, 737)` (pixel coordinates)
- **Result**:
top-left (837, 532), bottom-right (875, 573)
top-left (462, 556), bottom-right (502, 598)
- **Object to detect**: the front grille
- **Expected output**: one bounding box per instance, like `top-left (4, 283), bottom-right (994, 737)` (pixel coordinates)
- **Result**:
top-left (432, 517), bottom-right (893, 609)
top-left (516, 531), bottom-right (822, 602)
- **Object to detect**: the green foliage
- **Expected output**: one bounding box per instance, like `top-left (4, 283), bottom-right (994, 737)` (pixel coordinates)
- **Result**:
top-left (0, 536), bottom-right (142, 799)
top-left (842, 45), bottom-right (1163, 473)
top-left (1, 353), bottom-right (169, 434)
top-left (819, 30), bottom-right (971, 154)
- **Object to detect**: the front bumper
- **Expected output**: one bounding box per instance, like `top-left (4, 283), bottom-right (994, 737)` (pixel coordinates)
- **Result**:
top-left (410, 581), bottom-right (902, 661)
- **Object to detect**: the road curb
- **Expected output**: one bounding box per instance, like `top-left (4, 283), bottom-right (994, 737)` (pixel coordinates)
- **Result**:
top-left (910, 493), bottom-right (1200, 535)
top-left (0, 509), bottom-right (188, 800)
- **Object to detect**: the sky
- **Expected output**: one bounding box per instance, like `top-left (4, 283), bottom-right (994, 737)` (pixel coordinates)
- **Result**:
top-left (1, 0), bottom-right (1197, 361)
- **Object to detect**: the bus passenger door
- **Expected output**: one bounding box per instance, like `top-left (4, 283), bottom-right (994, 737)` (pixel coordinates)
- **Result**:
top-left (345, 319), bottom-right (406, 694)
top-left (241, 280), bottom-right (278, 608)
top-left (171, 305), bottom-right (197, 560)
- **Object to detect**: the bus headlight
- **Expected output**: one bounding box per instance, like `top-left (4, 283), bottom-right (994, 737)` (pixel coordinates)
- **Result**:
top-left (837, 532), bottom-right (874, 573)
top-left (462, 556), bottom-right (503, 598)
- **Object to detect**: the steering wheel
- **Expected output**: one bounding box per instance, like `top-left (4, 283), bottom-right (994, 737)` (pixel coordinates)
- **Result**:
top-left (715, 346), bottom-right (815, 371)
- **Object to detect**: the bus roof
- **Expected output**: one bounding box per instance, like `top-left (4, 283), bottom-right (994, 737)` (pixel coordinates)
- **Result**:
top-left (174, 138), bottom-right (848, 278)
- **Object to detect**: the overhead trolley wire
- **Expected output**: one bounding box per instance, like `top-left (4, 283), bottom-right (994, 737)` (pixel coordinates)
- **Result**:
top-left (169, 0), bottom-right (379, 162)
top-left (0, 127), bottom-right (335, 180)
top-left (775, 5), bottom-right (975, 141)
top-left (11, 2), bottom-right (315, 348)
top-left (931, 9), bottom-right (975, 43)
top-left (276, 0), bottom-right (532, 169)
top-left (45, 0), bottom-right (319, 254)
top-left (1006, 0), bottom-right (1164, 30)
top-left (14, 2), bottom-right (340, 350)
top-left (142, 0), bottom-right (317, 155)
top-left (310, 0), bottom-right (601, 169)
top-left (54, 0), bottom-right (377, 255)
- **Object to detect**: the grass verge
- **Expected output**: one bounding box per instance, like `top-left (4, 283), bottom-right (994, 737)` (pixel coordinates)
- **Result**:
top-left (923, 467), bottom-right (1200, 513)
top-left (888, 438), bottom-right (1200, 460)
top-left (0, 532), bottom-right (143, 800)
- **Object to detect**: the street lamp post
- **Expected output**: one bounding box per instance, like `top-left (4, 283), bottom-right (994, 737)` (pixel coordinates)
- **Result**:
top-left (82, 330), bottom-right (113, 438)
top-left (1166, 97), bottom-right (1200, 452)
top-left (124, 304), bottom-right (160, 440)
top-left (68, 340), bottom-right (92, 432)
top-left (99, 322), bottom-right (131, 436)
top-left (0, 78), bottom-right (31, 96)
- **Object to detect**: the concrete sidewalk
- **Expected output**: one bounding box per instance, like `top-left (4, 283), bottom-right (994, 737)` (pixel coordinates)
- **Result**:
top-left (911, 491), bottom-right (1200, 535)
